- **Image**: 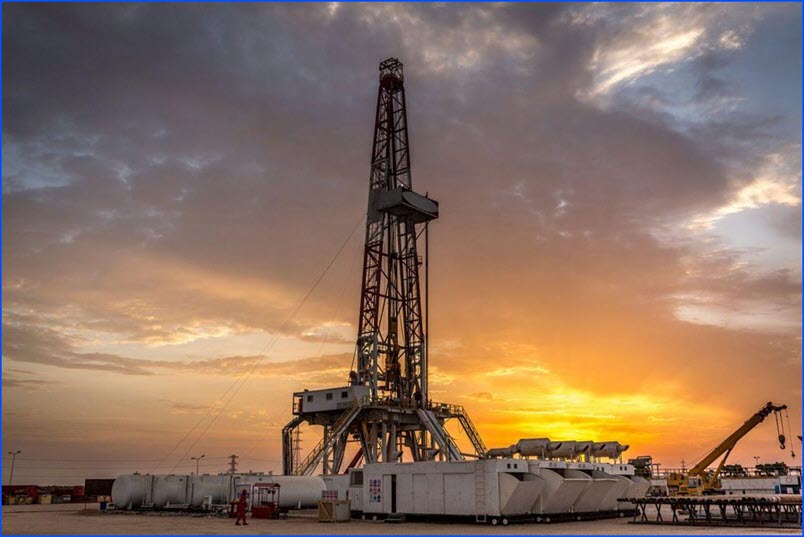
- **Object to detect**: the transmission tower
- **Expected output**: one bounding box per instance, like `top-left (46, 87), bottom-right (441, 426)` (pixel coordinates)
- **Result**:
top-left (228, 454), bottom-right (239, 475)
top-left (282, 58), bottom-right (486, 476)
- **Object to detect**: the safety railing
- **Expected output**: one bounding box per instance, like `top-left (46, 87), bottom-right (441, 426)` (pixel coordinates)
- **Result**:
top-left (293, 398), bottom-right (364, 476)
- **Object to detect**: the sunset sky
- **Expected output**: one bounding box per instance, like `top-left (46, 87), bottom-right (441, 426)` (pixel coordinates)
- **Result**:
top-left (3, 3), bottom-right (801, 484)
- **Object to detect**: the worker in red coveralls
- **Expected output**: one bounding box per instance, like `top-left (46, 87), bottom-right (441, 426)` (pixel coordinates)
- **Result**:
top-left (235, 490), bottom-right (249, 526)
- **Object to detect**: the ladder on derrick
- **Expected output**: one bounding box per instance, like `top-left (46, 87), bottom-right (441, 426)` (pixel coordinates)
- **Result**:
top-left (474, 459), bottom-right (487, 523)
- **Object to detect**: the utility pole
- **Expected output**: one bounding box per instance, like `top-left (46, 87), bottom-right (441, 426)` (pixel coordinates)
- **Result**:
top-left (228, 454), bottom-right (238, 475)
top-left (753, 456), bottom-right (760, 468)
top-left (7, 451), bottom-right (20, 485)
top-left (191, 454), bottom-right (205, 475)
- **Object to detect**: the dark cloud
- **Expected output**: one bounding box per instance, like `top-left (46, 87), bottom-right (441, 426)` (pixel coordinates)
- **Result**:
top-left (3, 2), bottom-right (799, 346)
top-left (2, 377), bottom-right (58, 391)
top-left (2, 316), bottom-right (353, 386)
top-left (2, 322), bottom-right (157, 375)
top-left (1, 3), bottom-right (800, 468)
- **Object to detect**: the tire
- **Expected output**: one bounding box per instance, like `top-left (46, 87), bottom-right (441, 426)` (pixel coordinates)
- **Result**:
top-left (501, 518), bottom-right (509, 526)
top-left (491, 518), bottom-right (499, 526)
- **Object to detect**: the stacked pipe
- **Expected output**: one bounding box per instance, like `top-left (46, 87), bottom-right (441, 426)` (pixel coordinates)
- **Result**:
top-left (622, 494), bottom-right (803, 504)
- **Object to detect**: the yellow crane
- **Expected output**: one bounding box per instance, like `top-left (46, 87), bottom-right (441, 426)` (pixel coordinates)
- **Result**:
top-left (667, 402), bottom-right (789, 496)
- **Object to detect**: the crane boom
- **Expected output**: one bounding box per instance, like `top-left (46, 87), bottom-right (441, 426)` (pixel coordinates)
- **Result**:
top-left (689, 401), bottom-right (787, 477)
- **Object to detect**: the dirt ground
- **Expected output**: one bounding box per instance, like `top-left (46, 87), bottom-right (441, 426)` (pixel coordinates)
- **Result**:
top-left (2, 504), bottom-right (800, 535)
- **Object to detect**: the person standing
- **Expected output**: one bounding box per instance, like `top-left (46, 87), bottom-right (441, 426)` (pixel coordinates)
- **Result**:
top-left (235, 490), bottom-right (249, 526)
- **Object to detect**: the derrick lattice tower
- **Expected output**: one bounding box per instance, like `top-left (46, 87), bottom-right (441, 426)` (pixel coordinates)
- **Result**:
top-left (282, 58), bottom-right (485, 476)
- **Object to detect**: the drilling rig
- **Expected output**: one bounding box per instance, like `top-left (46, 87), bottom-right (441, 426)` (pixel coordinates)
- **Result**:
top-left (281, 58), bottom-right (486, 476)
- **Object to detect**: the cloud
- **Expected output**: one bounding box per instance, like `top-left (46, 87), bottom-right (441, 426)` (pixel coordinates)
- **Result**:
top-left (486, 365), bottom-right (551, 377)
top-left (2, 3), bottom-right (800, 470)
top-left (2, 377), bottom-right (59, 392)
top-left (2, 316), bottom-right (354, 383)
top-left (690, 151), bottom-right (802, 230)
top-left (574, 4), bottom-right (761, 100)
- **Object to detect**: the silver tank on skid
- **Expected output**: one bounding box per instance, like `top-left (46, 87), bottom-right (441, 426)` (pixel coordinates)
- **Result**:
top-left (112, 473), bottom-right (325, 510)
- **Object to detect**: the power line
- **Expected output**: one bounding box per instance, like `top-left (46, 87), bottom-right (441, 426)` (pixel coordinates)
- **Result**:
top-left (4, 457), bottom-right (213, 463)
top-left (166, 215), bottom-right (364, 472)
top-left (8, 457), bottom-right (231, 464)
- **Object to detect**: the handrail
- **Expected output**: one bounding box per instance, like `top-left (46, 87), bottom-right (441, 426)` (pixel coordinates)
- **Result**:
top-left (456, 407), bottom-right (487, 456)
top-left (294, 397), bottom-right (364, 476)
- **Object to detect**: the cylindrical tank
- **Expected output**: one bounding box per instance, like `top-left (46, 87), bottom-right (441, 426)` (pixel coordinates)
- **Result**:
top-left (517, 438), bottom-right (559, 458)
top-left (188, 474), bottom-right (232, 506)
top-left (113, 473), bottom-right (326, 510)
top-left (549, 441), bottom-right (577, 459)
top-left (574, 441), bottom-right (593, 456)
top-left (234, 475), bottom-right (325, 509)
top-left (111, 474), bottom-right (152, 509)
top-left (486, 445), bottom-right (518, 458)
top-left (590, 442), bottom-right (629, 459)
top-left (151, 475), bottom-right (190, 507)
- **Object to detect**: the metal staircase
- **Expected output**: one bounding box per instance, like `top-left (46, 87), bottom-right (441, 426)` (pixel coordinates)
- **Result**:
top-left (416, 409), bottom-right (463, 461)
top-left (293, 399), bottom-right (363, 476)
top-left (456, 406), bottom-right (487, 457)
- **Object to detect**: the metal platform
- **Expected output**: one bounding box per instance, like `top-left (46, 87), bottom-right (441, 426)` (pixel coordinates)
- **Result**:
top-left (283, 396), bottom-right (486, 476)
top-left (625, 495), bottom-right (802, 528)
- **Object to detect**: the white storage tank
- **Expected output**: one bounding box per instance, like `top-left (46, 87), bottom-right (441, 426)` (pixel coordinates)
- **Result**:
top-left (233, 475), bottom-right (325, 509)
top-left (188, 474), bottom-right (231, 506)
top-left (112, 473), bottom-right (325, 510)
top-left (151, 475), bottom-right (190, 507)
top-left (111, 474), bottom-right (153, 510)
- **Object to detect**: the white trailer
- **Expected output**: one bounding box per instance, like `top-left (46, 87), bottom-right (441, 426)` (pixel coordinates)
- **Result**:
top-left (358, 459), bottom-right (541, 524)
top-left (527, 461), bottom-right (589, 516)
top-left (722, 475), bottom-right (802, 495)
top-left (567, 462), bottom-right (619, 513)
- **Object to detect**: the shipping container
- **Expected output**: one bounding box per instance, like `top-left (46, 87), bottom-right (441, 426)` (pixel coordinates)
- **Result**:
top-left (84, 479), bottom-right (115, 498)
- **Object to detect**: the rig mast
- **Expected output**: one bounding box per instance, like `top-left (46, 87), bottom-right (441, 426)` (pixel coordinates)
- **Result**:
top-left (356, 57), bottom-right (428, 405)
top-left (282, 58), bottom-right (486, 476)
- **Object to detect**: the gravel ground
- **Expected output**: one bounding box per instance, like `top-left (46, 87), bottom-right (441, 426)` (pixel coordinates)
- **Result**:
top-left (2, 504), bottom-right (800, 535)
